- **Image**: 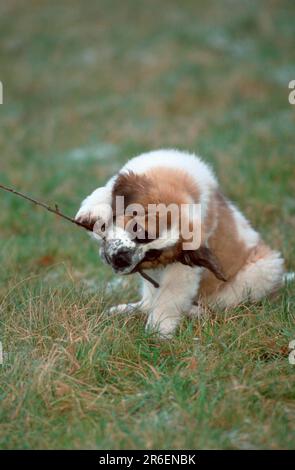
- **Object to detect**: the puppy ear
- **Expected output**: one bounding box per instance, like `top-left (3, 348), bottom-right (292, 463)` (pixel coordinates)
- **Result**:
top-left (112, 171), bottom-right (151, 208)
top-left (178, 246), bottom-right (227, 282)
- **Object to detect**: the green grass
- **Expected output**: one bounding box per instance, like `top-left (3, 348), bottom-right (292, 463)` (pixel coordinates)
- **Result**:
top-left (0, 0), bottom-right (295, 449)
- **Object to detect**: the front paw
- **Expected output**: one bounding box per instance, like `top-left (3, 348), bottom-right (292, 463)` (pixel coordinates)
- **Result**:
top-left (75, 204), bottom-right (112, 237)
top-left (186, 304), bottom-right (206, 319)
top-left (145, 311), bottom-right (179, 339)
top-left (75, 204), bottom-right (109, 231)
top-left (75, 190), bottom-right (112, 231)
top-left (108, 302), bottom-right (142, 315)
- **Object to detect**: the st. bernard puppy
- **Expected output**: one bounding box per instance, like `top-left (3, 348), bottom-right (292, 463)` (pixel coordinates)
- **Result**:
top-left (76, 149), bottom-right (284, 338)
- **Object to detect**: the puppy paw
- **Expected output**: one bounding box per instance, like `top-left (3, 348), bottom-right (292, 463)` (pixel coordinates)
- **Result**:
top-left (145, 312), bottom-right (179, 339)
top-left (186, 304), bottom-right (206, 319)
top-left (75, 205), bottom-right (110, 232)
top-left (75, 187), bottom-right (112, 230)
top-left (108, 302), bottom-right (142, 315)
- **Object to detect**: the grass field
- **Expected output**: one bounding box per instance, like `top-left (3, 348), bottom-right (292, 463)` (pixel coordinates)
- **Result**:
top-left (0, 0), bottom-right (295, 449)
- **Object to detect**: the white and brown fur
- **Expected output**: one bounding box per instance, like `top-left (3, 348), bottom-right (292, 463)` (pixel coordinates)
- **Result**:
top-left (76, 149), bottom-right (285, 338)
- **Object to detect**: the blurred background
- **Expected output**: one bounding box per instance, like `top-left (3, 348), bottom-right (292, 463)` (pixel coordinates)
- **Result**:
top-left (0, 0), bottom-right (295, 450)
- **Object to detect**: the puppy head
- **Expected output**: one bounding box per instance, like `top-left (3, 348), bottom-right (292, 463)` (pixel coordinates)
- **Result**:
top-left (96, 169), bottom-right (225, 280)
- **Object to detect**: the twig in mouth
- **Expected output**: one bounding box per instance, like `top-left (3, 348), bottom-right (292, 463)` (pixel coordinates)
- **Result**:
top-left (138, 269), bottom-right (160, 289)
top-left (0, 183), bottom-right (160, 288)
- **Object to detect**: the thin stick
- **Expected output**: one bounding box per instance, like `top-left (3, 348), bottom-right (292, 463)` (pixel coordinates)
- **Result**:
top-left (0, 183), bottom-right (92, 231)
top-left (0, 183), bottom-right (160, 288)
top-left (138, 269), bottom-right (160, 288)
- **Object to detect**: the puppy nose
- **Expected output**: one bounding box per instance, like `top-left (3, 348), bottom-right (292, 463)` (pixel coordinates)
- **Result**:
top-left (112, 249), bottom-right (132, 269)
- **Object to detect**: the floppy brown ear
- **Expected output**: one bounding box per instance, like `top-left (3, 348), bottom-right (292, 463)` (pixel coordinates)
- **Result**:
top-left (178, 246), bottom-right (227, 282)
top-left (112, 171), bottom-right (151, 208)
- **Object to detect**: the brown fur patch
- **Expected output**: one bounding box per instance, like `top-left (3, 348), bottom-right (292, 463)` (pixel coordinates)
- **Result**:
top-left (138, 243), bottom-right (182, 270)
top-left (112, 167), bottom-right (201, 246)
top-left (199, 192), bottom-right (252, 299)
top-left (112, 167), bottom-right (200, 209)
top-left (144, 167), bottom-right (200, 206)
top-left (178, 246), bottom-right (227, 281)
top-left (112, 170), bottom-right (256, 286)
top-left (244, 241), bottom-right (272, 265)
top-left (112, 171), bottom-right (152, 212)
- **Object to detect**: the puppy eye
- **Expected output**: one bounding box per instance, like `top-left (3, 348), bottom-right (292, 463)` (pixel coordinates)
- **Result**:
top-left (100, 223), bottom-right (106, 233)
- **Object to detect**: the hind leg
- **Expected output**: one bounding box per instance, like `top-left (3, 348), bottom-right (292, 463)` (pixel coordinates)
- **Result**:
top-left (208, 245), bottom-right (284, 308)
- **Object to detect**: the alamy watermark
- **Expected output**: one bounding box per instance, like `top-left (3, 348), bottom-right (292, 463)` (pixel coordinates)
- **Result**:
top-left (288, 80), bottom-right (295, 104)
top-left (93, 197), bottom-right (202, 251)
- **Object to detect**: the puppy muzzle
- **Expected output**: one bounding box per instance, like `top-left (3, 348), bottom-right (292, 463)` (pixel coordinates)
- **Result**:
top-left (101, 239), bottom-right (144, 274)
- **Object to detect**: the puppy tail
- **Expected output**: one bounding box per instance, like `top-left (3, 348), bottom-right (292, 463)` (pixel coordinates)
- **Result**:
top-left (283, 272), bottom-right (295, 284)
